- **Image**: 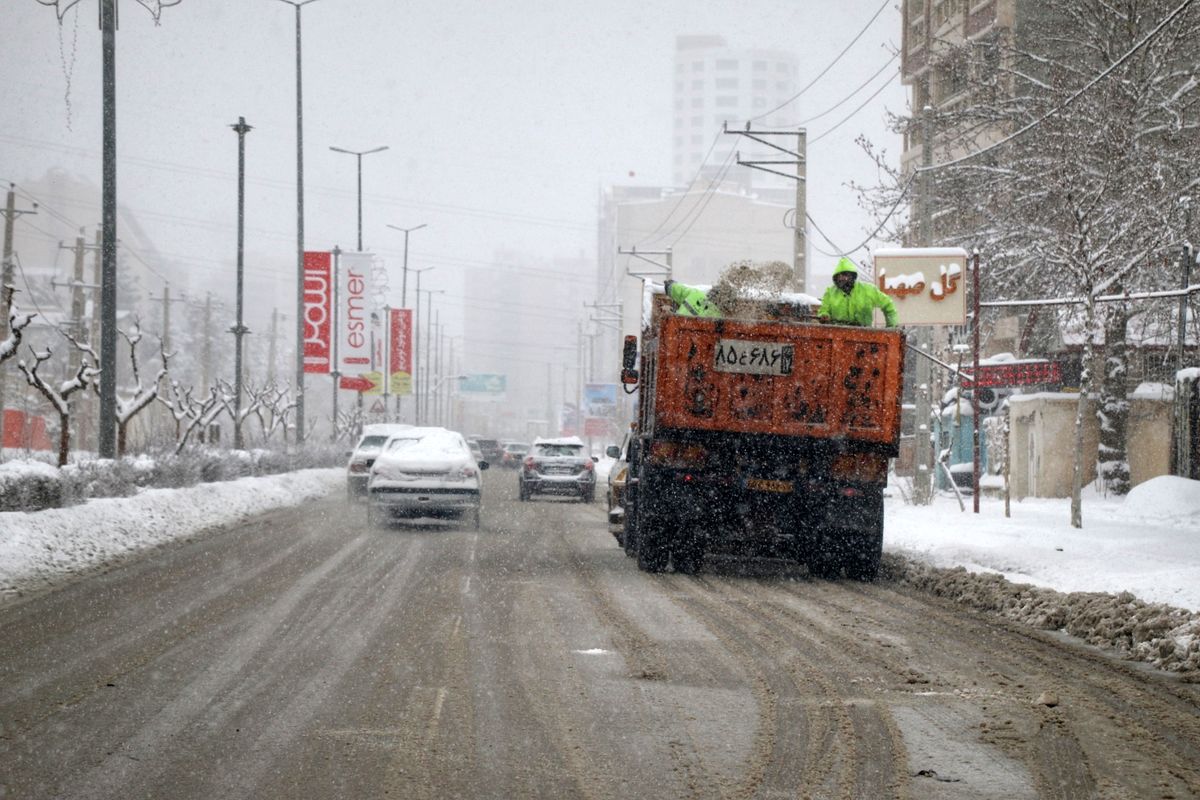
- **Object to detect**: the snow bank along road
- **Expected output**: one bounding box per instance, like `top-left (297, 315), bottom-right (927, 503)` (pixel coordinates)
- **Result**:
top-left (1, 474), bottom-right (1198, 799)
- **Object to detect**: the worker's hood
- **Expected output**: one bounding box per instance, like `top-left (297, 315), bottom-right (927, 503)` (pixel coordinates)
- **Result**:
top-left (832, 257), bottom-right (858, 277)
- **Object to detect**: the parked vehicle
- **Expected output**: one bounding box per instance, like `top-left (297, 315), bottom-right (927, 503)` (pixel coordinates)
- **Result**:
top-left (499, 442), bottom-right (529, 469)
top-left (366, 427), bottom-right (487, 528)
top-left (619, 290), bottom-right (905, 578)
top-left (605, 430), bottom-right (634, 534)
top-left (345, 423), bottom-right (412, 501)
top-left (518, 436), bottom-right (596, 502)
top-left (475, 437), bottom-right (503, 463)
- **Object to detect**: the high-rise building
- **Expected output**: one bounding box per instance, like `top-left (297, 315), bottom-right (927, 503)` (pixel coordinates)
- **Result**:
top-left (672, 35), bottom-right (802, 190)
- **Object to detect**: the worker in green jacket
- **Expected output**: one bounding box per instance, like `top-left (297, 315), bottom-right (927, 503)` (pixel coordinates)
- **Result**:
top-left (664, 279), bottom-right (722, 318)
top-left (817, 258), bottom-right (899, 327)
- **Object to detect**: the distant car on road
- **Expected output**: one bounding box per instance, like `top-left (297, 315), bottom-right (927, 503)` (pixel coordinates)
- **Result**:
top-left (366, 427), bottom-right (487, 529)
top-left (499, 442), bottom-right (529, 469)
top-left (475, 438), bottom-right (503, 463)
top-left (346, 423), bottom-right (412, 501)
top-left (518, 436), bottom-right (596, 502)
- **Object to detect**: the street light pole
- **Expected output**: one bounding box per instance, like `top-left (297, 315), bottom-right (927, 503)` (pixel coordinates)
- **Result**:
top-left (231, 116), bottom-right (253, 450)
top-left (271, 0), bottom-right (322, 446)
top-left (329, 145), bottom-right (389, 252)
top-left (385, 222), bottom-right (427, 310)
top-left (409, 268), bottom-right (435, 423)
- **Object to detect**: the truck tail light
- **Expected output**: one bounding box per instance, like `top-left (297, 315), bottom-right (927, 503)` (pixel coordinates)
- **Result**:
top-left (829, 453), bottom-right (887, 484)
top-left (584, 459), bottom-right (594, 472)
top-left (524, 456), bottom-right (536, 470)
top-left (647, 440), bottom-right (708, 469)
top-left (349, 462), bottom-right (369, 474)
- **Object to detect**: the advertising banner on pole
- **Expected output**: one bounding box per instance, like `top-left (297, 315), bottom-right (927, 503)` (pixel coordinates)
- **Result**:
top-left (389, 308), bottom-right (413, 395)
top-left (302, 251), bottom-right (332, 374)
top-left (583, 382), bottom-right (618, 441)
top-left (872, 247), bottom-right (969, 326)
top-left (337, 252), bottom-right (374, 377)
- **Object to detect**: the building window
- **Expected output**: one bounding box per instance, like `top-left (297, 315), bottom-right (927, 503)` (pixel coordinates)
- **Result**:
top-left (753, 78), bottom-right (767, 90)
top-left (691, 115), bottom-right (704, 126)
top-left (691, 134), bottom-right (704, 144)
top-left (716, 77), bottom-right (738, 89)
top-left (777, 81), bottom-right (792, 92)
top-left (674, 99), bottom-right (683, 110)
top-left (753, 96), bottom-right (767, 108)
top-left (692, 79), bottom-right (704, 90)
top-left (753, 60), bottom-right (767, 71)
top-left (691, 96), bottom-right (704, 108)
top-left (693, 60), bottom-right (704, 71)
top-left (716, 96), bottom-right (738, 108)
top-left (716, 58), bottom-right (738, 70)
top-left (776, 62), bottom-right (790, 73)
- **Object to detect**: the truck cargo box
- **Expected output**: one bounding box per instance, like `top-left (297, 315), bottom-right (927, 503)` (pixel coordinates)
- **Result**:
top-left (646, 314), bottom-right (905, 452)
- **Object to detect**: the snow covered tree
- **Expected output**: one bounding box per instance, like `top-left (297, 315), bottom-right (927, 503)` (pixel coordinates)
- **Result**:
top-left (106, 321), bottom-right (169, 457)
top-left (18, 334), bottom-right (99, 466)
top-left (1, 286), bottom-right (36, 366)
top-left (861, 0), bottom-right (1200, 522)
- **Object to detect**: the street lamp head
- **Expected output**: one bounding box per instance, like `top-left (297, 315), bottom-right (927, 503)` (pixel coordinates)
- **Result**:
top-left (329, 145), bottom-right (389, 156)
top-left (387, 222), bottom-right (428, 233)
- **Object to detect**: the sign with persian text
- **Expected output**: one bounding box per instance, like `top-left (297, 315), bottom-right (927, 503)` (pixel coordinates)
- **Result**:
top-left (872, 247), bottom-right (968, 326)
top-left (302, 251), bottom-right (332, 374)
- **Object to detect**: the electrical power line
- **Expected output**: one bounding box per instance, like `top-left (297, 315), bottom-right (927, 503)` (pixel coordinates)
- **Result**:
top-left (808, 71), bottom-right (898, 145)
top-left (637, 127), bottom-right (724, 247)
top-left (781, 52), bottom-right (899, 128)
top-left (750, 0), bottom-right (891, 123)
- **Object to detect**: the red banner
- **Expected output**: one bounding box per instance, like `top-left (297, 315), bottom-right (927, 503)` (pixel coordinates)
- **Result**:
top-left (964, 361), bottom-right (1062, 389)
top-left (302, 251), bottom-right (332, 374)
top-left (390, 308), bottom-right (413, 387)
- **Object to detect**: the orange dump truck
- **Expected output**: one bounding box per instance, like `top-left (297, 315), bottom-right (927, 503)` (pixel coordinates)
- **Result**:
top-left (619, 293), bottom-right (905, 579)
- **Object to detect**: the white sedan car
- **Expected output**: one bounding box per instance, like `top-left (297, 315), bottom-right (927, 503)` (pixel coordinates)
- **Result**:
top-left (366, 428), bottom-right (486, 529)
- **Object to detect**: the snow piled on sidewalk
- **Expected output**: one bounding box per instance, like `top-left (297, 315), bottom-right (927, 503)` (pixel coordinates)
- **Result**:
top-left (0, 468), bottom-right (341, 603)
top-left (884, 475), bottom-right (1200, 676)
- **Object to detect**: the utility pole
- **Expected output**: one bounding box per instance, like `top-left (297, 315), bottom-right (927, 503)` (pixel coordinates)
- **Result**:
top-left (67, 234), bottom-right (87, 448)
top-left (795, 130), bottom-right (807, 293)
top-left (912, 104), bottom-right (936, 505)
top-left (618, 246), bottom-right (672, 280)
top-left (1179, 197), bottom-right (1193, 377)
top-left (1, 184), bottom-right (38, 456)
top-left (268, 307), bottom-right (279, 384)
top-left (724, 123), bottom-right (807, 292)
top-left (52, 236), bottom-right (102, 451)
top-left (202, 293), bottom-right (213, 394)
top-left (146, 285), bottom-right (188, 354)
top-left (231, 116), bottom-right (253, 450)
top-left (386, 222), bottom-right (427, 310)
top-left (98, 0), bottom-right (119, 459)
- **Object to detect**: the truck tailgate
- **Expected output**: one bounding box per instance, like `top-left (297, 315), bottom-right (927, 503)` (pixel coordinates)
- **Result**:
top-left (652, 315), bottom-right (905, 447)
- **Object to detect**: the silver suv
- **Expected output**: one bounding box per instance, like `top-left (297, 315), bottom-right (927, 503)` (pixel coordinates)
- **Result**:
top-left (518, 436), bottom-right (596, 502)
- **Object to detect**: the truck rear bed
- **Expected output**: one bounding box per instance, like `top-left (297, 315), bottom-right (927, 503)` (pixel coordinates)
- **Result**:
top-left (647, 314), bottom-right (905, 453)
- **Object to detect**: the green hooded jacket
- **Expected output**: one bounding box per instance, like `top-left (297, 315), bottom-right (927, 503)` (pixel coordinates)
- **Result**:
top-left (667, 281), bottom-right (722, 318)
top-left (817, 258), bottom-right (899, 327)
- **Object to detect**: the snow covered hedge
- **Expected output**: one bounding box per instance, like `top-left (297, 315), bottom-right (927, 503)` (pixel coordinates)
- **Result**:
top-left (0, 447), bottom-right (344, 513)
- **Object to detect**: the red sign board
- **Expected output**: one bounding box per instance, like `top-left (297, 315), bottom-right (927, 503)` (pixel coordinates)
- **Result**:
top-left (339, 375), bottom-right (377, 392)
top-left (964, 361), bottom-right (1062, 389)
top-left (302, 251), bottom-right (332, 374)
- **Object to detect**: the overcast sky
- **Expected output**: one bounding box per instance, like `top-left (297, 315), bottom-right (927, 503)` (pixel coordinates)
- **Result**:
top-left (2, 0), bottom-right (906, 332)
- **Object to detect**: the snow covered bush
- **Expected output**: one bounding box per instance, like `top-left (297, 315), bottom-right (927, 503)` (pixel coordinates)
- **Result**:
top-left (0, 445), bottom-right (344, 512)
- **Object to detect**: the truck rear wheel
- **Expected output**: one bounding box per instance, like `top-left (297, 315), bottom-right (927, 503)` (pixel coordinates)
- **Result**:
top-left (672, 538), bottom-right (704, 575)
top-left (636, 515), bottom-right (669, 573)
